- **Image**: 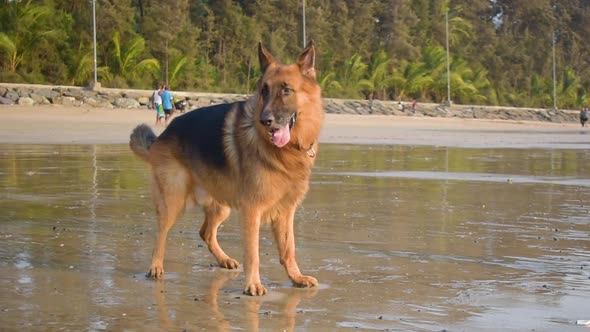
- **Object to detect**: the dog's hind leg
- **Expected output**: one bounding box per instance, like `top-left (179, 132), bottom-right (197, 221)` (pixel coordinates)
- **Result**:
top-left (199, 201), bottom-right (240, 269)
top-left (146, 166), bottom-right (189, 279)
top-left (271, 206), bottom-right (318, 289)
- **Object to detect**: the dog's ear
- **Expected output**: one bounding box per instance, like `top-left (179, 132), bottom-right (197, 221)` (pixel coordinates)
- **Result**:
top-left (297, 40), bottom-right (316, 79)
top-left (258, 42), bottom-right (275, 73)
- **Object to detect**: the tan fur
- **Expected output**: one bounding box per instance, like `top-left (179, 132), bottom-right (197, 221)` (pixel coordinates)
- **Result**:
top-left (130, 41), bottom-right (323, 296)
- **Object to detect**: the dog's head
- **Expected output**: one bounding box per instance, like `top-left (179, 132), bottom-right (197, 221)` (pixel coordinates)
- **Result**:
top-left (255, 41), bottom-right (321, 148)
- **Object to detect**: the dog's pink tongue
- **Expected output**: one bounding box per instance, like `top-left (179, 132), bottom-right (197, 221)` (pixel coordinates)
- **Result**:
top-left (271, 126), bottom-right (291, 147)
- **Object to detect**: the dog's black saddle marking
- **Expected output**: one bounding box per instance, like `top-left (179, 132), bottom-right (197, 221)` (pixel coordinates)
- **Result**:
top-left (161, 103), bottom-right (233, 169)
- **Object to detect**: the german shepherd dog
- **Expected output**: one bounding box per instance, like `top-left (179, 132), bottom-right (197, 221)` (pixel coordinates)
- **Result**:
top-left (129, 41), bottom-right (323, 296)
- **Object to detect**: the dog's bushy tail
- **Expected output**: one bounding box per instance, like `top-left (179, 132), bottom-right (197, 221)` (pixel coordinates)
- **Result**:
top-left (130, 124), bottom-right (157, 163)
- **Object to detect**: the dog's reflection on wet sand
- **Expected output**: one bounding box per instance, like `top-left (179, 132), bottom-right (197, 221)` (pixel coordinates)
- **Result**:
top-left (153, 270), bottom-right (318, 331)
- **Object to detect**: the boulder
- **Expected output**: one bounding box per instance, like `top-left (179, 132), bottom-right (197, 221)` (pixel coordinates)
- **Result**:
top-left (453, 107), bottom-right (475, 118)
top-left (36, 88), bottom-right (60, 102)
top-left (4, 89), bottom-right (20, 102)
top-left (51, 87), bottom-right (67, 95)
top-left (97, 99), bottom-right (114, 109)
top-left (16, 87), bottom-right (32, 98)
top-left (29, 93), bottom-right (50, 104)
top-left (324, 103), bottom-right (340, 114)
top-left (423, 106), bottom-right (452, 117)
top-left (0, 96), bottom-right (15, 105)
top-left (113, 97), bottom-right (140, 108)
top-left (354, 106), bottom-right (371, 115)
top-left (137, 96), bottom-right (150, 106)
top-left (17, 97), bottom-right (35, 105)
top-left (472, 108), bottom-right (490, 119)
top-left (52, 96), bottom-right (77, 106)
top-left (368, 100), bottom-right (390, 115)
top-left (64, 88), bottom-right (83, 99)
top-left (82, 96), bottom-right (99, 107)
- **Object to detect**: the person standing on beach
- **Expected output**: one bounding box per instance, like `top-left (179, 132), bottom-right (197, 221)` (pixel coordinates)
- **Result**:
top-left (152, 84), bottom-right (165, 126)
top-left (581, 107), bottom-right (588, 127)
top-left (161, 85), bottom-right (176, 125)
top-left (397, 100), bottom-right (404, 112)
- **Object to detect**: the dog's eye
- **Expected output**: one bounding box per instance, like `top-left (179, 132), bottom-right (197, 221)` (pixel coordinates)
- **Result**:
top-left (282, 87), bottom-right (294, 96)
top-left (261, 84), bottom-right (269, 98)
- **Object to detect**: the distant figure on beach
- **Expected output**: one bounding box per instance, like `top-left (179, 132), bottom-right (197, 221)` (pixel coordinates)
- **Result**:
top-left (411, 99), bottom-right (417, 113)
top-left (397, 100), bottom-right (404, 112)
top-left (152, 84), bottom-right (165, 126)
top-left (161, 85), bottom-right (176, 125)
top-left (174, 97), bottom-right (189, 113)
top-left (581, 108), bottom-right (589, 127)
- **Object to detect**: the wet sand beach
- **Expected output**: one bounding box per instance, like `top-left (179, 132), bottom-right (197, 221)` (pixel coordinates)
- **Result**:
top-left (1, 105), bottom-right (589, 331)
top-left (0, 105), bottom-right (588, 148)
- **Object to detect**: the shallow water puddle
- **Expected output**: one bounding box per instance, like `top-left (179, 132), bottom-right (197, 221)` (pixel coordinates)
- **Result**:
top-left (1, 144), bottom-right (589, 331)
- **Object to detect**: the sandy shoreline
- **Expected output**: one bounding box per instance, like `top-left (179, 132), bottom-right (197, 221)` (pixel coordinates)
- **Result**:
top-left (0, 105), bottom-right (588, 149)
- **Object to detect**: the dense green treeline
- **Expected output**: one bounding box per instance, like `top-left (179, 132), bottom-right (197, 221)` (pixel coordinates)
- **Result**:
top-left (0, 0), bottom-right (588, 108)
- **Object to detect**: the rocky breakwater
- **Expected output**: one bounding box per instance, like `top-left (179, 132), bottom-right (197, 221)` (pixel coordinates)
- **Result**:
top-left (0, 83), bottom-right (244, 110)
top-left (0, 83), bottom-right (580, 123)
top-left (323, 99), bottom-right (579, 123)
top-left (1, 84), bottom-right (156, 109)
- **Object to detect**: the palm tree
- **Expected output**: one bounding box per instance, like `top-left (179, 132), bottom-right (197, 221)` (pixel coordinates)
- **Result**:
top-left (0, 33), bottom-right (20, 72)
top-left (358, 49), bottom-right (393, 100)
top-left (0, 1), bottom-right (57, 73)
top-left (70, 47), bottom-right (93, 86)
top-left (557, 67), bottom-right (583, 108)
top-left (390, 60), bottom-right (432, 101)
top-left (391, 46), bottom-right (491, 104)
top-left (529, 74), bottom-right (553, 108)
top-left (466, 67), bottom-right (495, 104)
top-left (337, 54), bottom-right (368, 99)
top-left (167, 54), bottom-right (188, 88)
top-left (318, 70), bottom-right (343, 97)
top-left (447, 58), bottom-right (478, 103)
top-left (102, 31), bottom-right (160, 88)
top-left (421, 46), bottom-right (448, 100)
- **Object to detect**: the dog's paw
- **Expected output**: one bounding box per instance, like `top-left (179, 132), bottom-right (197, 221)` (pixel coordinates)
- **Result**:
top-left (243, 282), bottom-right (267, 296)
top-left (291, 275), bottom-right (318, 288)
top-left (146, 265), bottom-right (164, 279)
top-left (219, 258), bottom-right (240, 270)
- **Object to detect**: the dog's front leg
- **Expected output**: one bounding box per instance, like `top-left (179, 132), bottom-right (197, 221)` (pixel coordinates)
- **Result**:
top-left (240, 208), bottom-right (266, 296)
top-left (272, 207), bottom-right (318, 288)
